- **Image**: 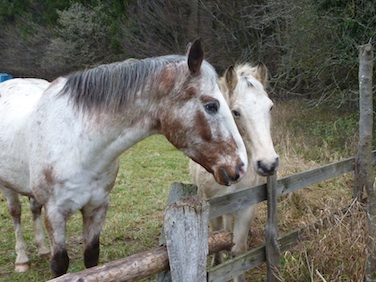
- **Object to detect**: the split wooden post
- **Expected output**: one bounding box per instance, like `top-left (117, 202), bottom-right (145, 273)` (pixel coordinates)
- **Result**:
top-left (163, 193), bottom-right (209, 282)
top-left (265, 174), bottom-right (281, 281)
top-left (157, 183), bottom-right (199, 281)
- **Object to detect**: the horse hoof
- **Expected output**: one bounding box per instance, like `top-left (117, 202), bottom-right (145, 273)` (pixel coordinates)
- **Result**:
top-left (15, 263), bottom-right (29, 272)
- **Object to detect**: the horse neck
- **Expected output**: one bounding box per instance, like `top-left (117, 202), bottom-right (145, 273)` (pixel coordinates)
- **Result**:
top-left (89, 105), bottom-right (159, 148)
top-left (80, 99), bottom-right (162, 172)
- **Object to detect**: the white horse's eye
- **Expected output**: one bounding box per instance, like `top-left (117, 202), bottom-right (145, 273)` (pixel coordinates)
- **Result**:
top-left (270, 105), bottom-right (274, 112)
top-left (204, 100), bottom-right (219, 114)
top-left (232, 110), bottom-right (241, 118)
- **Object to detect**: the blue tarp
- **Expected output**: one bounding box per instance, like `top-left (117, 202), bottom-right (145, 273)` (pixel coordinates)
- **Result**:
top-left (0, 73), bottom-right (13, 82)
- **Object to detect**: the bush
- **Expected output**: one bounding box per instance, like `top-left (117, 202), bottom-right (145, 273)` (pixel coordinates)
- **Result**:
top-left (41, 3), bottom-right (113, 77)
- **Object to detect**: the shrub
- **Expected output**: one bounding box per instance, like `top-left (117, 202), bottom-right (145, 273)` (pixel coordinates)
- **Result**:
top-left (41, 3), bottom-right (112, 77)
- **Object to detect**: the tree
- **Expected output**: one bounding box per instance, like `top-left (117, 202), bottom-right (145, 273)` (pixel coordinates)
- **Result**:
top-left (40, 2), bottom-right (113, 77)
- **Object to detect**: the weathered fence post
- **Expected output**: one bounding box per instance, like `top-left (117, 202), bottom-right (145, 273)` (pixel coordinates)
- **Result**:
top-left (354, 43), bottom-right (374, 201)
top-left (266, 174), bottom-right (281, 281)
top-left (157, 183), bottom-right (198, 281)
top-left (164, 195), bottom-right (209, 282)
top-left (158, 182), bottom-right (209, 282)
top-left (354, 43), bottom-right (375, 282)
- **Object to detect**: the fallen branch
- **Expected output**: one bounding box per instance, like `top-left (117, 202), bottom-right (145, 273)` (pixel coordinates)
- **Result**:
top-left (47, 230), bottom-right (232, 282)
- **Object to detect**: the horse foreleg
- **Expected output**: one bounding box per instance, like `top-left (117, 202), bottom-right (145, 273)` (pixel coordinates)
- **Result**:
top-left (44, 203), bottom-right (69, 278)
top-left (29, 197), bottom-right (50, 258)
top-left (231, 205), bottom-right (255, 282)
top-left (1, 188), bottom-right (30, 272)
top-left (81, 200), bottom-right (109, 269)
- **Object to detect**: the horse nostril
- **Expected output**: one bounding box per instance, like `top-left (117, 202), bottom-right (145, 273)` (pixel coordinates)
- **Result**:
top-left (219, 167), bottom-right (231, 186)
top-left (257, 160), bottom-right (262, 169)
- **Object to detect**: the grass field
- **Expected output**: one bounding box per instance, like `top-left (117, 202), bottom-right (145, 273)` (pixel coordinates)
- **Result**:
top-left (0, 99), bottom-right (374, 281)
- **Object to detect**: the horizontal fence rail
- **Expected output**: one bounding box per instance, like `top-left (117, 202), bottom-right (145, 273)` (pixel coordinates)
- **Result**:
top-left (208, 150), bottom-right (376, 220)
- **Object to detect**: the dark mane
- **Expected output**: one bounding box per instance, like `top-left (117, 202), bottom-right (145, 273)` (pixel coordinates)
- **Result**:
top-left (60, 55), bottom-right (185, 112)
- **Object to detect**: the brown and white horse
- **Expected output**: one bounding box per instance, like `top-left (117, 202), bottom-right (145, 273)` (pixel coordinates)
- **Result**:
top-left (190, 62), bottom-right (279, 282)
top-left (0, 39), bottom-right (247, 277)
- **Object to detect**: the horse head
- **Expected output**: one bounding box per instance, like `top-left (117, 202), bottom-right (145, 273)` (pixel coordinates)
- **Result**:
top-left (158, 39), bottom-right (248, 186)
top-left (221, 62), bottom-right (279, 176)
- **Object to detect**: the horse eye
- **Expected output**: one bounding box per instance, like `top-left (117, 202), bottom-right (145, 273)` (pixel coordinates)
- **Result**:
top-left (204, 100), bottom-right (219, 114)
top-left (232, 110), bottom-right (241, 118)
top-left (270, 105), bottom-right (274, 112)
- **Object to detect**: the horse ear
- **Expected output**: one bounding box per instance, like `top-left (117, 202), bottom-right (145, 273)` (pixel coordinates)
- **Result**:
top-left (224, 66), bottom-right (238, 93)
top-left (255, 62), bottom-right (268, 86)
top-left (187, 38), bottom-right (204, 75)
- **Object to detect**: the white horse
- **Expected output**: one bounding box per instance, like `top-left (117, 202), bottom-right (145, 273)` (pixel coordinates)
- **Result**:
top-left (0, 39), bottom-right (248, 278)
top-left (190, 62), bottom-right (279, 282)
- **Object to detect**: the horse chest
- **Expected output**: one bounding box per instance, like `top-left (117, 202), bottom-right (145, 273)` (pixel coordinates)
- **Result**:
top-left (53, 171), bottom-right (115, 214)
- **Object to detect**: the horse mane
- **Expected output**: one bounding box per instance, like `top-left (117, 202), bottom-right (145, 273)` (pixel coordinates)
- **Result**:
top-left (60, 55), bottom-right (185, 112)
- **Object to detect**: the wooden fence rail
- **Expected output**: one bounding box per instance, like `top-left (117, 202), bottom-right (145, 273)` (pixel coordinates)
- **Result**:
top-left (208, 151), bottom-right (376, 220)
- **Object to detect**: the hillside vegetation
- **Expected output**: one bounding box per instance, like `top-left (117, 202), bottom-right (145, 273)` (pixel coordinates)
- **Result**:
top-left (0, 0), bottom-right (375, 107)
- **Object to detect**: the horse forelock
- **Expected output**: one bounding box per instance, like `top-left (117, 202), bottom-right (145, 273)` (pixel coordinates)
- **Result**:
top-left (60, 55), bottom-right (187, 112)
top-left (234, 64), bottom-right (268, 97)
top-left (235, 63), bottom-right (256, 78)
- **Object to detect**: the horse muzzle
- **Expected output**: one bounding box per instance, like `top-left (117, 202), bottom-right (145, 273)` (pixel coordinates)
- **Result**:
top-left (213, 162), bottom-right (246, 186)
top-left (256, 157), bottom-right (279, 176)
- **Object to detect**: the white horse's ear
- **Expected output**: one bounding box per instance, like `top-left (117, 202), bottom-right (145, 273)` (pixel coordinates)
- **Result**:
top-left (254, 62), bottom-right (268, 86)
top-left (187, 38), bottom-right (204, 75)
top-left (225, 65), bottom-right (238, 93)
